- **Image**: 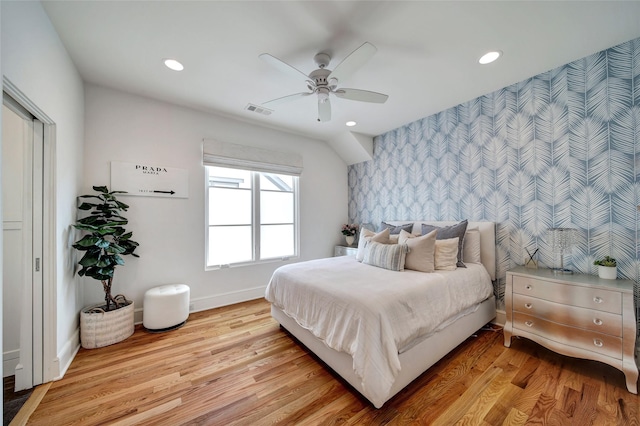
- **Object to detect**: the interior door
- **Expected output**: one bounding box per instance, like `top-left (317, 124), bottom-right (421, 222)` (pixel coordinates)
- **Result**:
top-left (2, 96), bottom-right (44, 391)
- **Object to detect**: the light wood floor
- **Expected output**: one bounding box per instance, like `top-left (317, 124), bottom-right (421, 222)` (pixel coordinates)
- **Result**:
top-left (21, 298), bottom-right (640, 425)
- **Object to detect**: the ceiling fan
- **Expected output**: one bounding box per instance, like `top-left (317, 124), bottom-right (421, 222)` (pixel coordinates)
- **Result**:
top-left (259, 42), bottom-right (389, 122)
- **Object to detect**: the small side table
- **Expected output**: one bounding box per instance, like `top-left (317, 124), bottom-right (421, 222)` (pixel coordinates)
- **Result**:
top-left (334, 245), bottom-right (357, 257)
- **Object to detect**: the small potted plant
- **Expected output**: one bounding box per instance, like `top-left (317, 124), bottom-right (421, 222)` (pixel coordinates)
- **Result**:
top-left (594, 256), bottom-right (617, 280)
top-left (341, 223), bottom-right (358, 246)
top-left (73, 186), bottom-right (140, 348)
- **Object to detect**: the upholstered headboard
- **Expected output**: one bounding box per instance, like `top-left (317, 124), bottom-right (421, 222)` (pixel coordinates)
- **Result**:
top-left (384, 221), bottom-right (496, 281)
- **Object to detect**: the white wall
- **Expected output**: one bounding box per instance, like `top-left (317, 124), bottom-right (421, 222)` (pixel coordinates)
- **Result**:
top-left (84, 84), bottom-right (348, 317)
top-left (1, 1), bottom-right (84, 379)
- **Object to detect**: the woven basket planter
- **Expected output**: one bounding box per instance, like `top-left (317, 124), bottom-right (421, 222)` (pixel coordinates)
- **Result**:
top-left (80, 298), bottom-right (134, 349)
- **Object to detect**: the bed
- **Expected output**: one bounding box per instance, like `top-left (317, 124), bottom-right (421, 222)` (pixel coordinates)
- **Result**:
top-left (265, 221), bottom-right (496, 408)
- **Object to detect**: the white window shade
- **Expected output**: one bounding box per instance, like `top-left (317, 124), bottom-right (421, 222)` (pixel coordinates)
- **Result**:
top-left (203, 139), bottom-right (303, 176)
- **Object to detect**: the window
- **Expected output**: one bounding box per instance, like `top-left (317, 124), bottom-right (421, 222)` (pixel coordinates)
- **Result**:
top-left (206, 165), bottom-right (299, 268)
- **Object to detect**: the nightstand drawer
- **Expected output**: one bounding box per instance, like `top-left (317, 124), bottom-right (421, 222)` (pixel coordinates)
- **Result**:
top-left (513, 312), bottom-right (622, 359)
top-left (513, 276), bottom-right (622, 314)
top-left (334, 245), bottom-right (357, 257)
top-left (513, 294), bottom-right (622, 337)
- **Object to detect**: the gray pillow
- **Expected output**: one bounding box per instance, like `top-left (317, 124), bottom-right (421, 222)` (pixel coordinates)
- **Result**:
top-left (362, 241), bottom-right (407, 271)
top-left (380, 221), bottom-right (414, 235)
top-left (421, 220), bottom-right (468, 268)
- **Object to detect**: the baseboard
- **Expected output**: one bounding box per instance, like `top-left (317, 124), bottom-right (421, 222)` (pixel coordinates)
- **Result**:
top-left (3, 349), bottom-right (20, 378)
top-left (133, 285), bottom-right (267, 325)
top-left (54, 328), bottom-right (80, 380)
top-left (492, 309), bottom-right (506, 327)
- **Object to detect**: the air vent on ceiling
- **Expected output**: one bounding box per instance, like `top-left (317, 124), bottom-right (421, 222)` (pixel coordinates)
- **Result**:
top-left (245, 103), bottom-right (273, 116)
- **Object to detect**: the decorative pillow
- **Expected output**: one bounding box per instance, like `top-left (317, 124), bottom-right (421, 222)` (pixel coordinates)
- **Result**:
top-left (463, 227), bottom-right (482, 264)
top-left (389, 234), bottom-right (400, 244)
top-left (399, 229), bottom-right (437, 272)
top-left (363, 241), bottom-right (408, 271)
top-left (421, 220), bottom-right (468, 268)
top-left (434, 237), bottom-right (459, 271)
top-left (356, 228), bottom-right (390, 262)
top-left (380, 221), bottom-right (414, 235)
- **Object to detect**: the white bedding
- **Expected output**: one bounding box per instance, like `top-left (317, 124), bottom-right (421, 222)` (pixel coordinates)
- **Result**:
top-left (264, 255), bottom-right (493, 408)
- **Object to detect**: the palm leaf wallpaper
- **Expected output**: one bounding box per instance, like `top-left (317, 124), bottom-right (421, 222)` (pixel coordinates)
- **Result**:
top-left (348, 38), bottom-right (640, 328)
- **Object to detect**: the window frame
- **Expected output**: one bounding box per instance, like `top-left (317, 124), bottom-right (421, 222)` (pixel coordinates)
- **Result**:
top-left (204, 166), bottom-right (300, 270)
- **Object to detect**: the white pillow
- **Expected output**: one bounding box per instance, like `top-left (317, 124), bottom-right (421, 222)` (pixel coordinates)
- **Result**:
top-left (362, 241), bottom-right (407, 271)
top-left (356, 228), bottom-right (390, 262)
top-left (399, 229), bottom-right (437, 272)
top-left (463, 227), bottom-right (482, 264)
top-left (435, 237), bottom-right (459, 271)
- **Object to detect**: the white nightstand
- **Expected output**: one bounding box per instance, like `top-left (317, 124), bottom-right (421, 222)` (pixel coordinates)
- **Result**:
top-left (334, 245), bottom-right (357, 257)
top-left (504, 266), bottom-right (638, 394)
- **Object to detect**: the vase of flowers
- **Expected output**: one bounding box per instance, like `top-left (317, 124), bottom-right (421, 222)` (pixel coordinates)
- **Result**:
top-left (342, 224), bottom-right (358, 246)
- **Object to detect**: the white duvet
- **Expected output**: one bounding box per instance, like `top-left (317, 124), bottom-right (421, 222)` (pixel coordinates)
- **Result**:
top-left (264, 255), bottom-right (493, 408)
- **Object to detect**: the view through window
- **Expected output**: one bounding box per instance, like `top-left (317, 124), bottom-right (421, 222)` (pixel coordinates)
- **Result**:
top-left (206, 165), bottom-right (298, 267)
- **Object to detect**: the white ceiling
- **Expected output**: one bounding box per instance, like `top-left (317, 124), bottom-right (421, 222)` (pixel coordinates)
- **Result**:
top-left (42, 1), bottom-right (640, 142)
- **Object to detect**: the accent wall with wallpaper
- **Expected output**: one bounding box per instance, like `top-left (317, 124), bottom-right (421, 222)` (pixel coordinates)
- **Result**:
top-left (348, 37), bottom-right (640, 321)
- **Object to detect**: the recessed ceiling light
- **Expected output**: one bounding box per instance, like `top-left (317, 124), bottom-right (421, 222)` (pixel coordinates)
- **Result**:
top-left (164, 58), bottom-right (184, 71)
top-left (479, 51), bottom-right (502, 65)
top-left (346, 121), bottom-right (357, 127)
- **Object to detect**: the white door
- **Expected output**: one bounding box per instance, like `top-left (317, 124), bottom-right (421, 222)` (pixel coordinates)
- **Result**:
top-left (2, 98), bottom-right (44, 391)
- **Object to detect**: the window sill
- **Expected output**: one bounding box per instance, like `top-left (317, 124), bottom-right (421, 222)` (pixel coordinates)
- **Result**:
top-left (205, 255), bottom-right (299, 271)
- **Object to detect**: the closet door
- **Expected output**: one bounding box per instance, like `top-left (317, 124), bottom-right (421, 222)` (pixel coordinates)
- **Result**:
top-left (2, 103), bottom-right (32, 382)
top-left (2, 99), bottom-right (44, 391)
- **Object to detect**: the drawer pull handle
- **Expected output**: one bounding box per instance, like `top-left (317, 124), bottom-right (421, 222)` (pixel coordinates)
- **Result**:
top-left (525, 285), bottom-right (533, 290)
top-left (593, 339), bottom-right (604, 347)
top-left (593, 318), bottom-right (603, 326)
top-left (525, 321), bottom-right (534, 327)
top-left (524, 303), bottom-right (533, 309)
top-left (593, 296), bottom-right (603, 304)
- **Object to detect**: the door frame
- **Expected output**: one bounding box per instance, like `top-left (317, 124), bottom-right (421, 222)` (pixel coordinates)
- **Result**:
top-left (3, 77), bottom-right (57, 388)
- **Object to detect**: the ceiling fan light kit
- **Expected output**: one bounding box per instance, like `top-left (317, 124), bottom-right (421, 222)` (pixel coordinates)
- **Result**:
top-left (260, 42), bottom-right (389, 122)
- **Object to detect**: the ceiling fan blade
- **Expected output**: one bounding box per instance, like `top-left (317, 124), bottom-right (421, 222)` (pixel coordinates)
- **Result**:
top-left (327, 42), bottom-right (377, 83)
top-left (318, 99), bottom-right (331, 122)
top-left (334, 88), bottom-right (388, 103)
top-left (259, 53), bottom-right (310, 82)
top-left (262, 92), bottom-right (313, 107)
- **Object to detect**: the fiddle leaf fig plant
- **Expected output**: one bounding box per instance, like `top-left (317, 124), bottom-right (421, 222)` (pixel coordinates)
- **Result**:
top-left (73, 186), bottom-right (139, 311)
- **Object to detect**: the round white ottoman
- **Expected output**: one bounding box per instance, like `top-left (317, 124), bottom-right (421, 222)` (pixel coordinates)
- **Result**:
top-left (143, 284), bottom-right (190, 331)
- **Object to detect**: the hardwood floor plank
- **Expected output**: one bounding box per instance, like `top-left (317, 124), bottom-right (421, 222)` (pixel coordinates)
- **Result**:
top-left (527, 392), bottom-right (557, 425)
top-left (431, 365), bottom-right (503, 425)
top-left (482, 382), bottom-right (524, 425)
top-left (457, 366), bottom-right (518, 425)
top-left (571, 383), bottom-right (603, 426)
top-left (501, 407), bottom-right (528, 426)
top-left (110, 398), bottom-right (182, 426)
top-left (19, 298), bottom-right (639, 425)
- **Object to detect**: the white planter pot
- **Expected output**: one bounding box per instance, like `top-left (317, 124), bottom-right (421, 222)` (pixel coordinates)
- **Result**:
top-left (598, 265), bottom-right (617, 280)
top-left (345, 235), bottom-right (355, 246)
top-left (80, 300), bottom-right (134, 349)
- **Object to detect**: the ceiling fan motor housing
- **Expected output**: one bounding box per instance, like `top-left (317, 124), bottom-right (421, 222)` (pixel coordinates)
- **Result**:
top-left (309, 68), bottom-right (331, 88)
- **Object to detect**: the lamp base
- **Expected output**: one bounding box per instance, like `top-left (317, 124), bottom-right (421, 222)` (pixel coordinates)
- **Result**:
top-left (552, 268), bottom-right (574, 275)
